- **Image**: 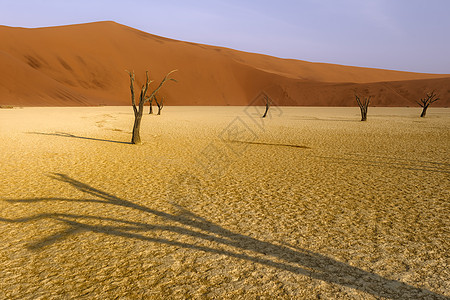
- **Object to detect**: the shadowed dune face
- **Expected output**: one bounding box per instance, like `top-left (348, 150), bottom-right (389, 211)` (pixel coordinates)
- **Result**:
top-left (0, 21), bottom-right (449, 107)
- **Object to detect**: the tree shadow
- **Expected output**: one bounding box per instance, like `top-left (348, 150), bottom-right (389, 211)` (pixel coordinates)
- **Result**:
top-left (291, 116), bottom-right (359, 122)
top-left (228, 140), bottom-right (311, 149)
top-left (0, 173), bottom-right (445, 299)
top-left (27, 132), bottom-right (131, 145)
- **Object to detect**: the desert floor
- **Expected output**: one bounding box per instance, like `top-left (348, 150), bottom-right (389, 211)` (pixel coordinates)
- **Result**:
top-left (0, 106), bottom-right (449, 299)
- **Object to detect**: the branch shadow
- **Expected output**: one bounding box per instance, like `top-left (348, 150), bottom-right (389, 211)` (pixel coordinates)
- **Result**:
top-left (291, 116), bottom-right (359, 122)
top-left (0, 173), bottom-right (445, 299)
top-left (27, 132), bottom-right (131, 145)
top-left (229, 140), bottom-right (311, 149)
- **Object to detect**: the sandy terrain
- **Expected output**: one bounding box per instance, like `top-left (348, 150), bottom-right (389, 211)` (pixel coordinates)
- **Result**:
top-left (1, 21), bottom-right (449, 107)
top-left (0, 106), bottom-right (449, 299)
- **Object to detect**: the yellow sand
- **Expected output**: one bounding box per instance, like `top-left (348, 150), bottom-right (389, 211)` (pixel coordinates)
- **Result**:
top-left (0, 106), bottom-right (449, 299)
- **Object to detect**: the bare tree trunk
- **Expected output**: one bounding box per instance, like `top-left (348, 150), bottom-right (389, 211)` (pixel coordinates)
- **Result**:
top-left (360, 106), bottom-right (367, 121)
top-left (155, 96), bottom-right (164, 115)
top-left (130, 72), bottom-right (149, 145)
top-left (420, 105), bottom-right (428, 117)
top-left (355, 95), bottom-right (370, 121)
top-left (262, 95), bottom-right (270, 118)
top-left (149, 98), bottom-right (153, 114)
top-left (131, 109), bottom-right (143, 144)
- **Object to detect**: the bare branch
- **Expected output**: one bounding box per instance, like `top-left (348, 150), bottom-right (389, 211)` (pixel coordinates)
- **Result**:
top-left (141, 71), bottom-right (150, 104)
top-left (364, 96), bottom-right (371, 107)
top-left (355, 95), bottom-right (363, 109)
top-left (126, 70), bottom-right (137, 116)
top-left (145, 70), bottom-right (178, 104)
top-left (429, 91), bottom-right (440, 104)
top-left (415, 100), bottom-right (425, 107)
top-left (262, 95), bottom-right (270, 118)
top-left (430, 97), bottom-right (440, 104)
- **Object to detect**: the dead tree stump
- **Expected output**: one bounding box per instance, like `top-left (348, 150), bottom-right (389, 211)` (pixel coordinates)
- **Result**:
top-left (416, 91), bottom-right (439, 117)
top-left (355, 94), bottom-right (370, 121)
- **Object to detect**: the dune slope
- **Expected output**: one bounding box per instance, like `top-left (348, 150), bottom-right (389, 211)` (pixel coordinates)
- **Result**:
top-left (0, 21), bottom-right (449, 106)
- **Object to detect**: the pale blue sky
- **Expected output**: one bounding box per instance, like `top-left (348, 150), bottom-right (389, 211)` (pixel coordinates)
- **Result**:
top-left (1, 0), bottom-right (449, 73)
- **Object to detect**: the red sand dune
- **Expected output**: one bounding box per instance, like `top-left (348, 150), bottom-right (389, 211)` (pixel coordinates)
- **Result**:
top-left (0, 21), bottom-right (449, 107)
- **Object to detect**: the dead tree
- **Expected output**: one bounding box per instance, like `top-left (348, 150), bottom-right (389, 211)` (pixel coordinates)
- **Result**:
top-left (154, 95), bottom-right (164, 115)
top-left (148, 97), bottom-right (154, 114)
top-left (416, 90), bottom-right (439, 117)
top-left (127, 70), bottom-right (176, 144)
top-left (355, 94), bottom-right (370, 121)
top-left (262, 94), bottom-right (270, 118)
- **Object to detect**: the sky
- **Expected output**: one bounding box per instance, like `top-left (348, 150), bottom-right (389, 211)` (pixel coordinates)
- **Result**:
top-left (1, 0), bottom-right (449, 74)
